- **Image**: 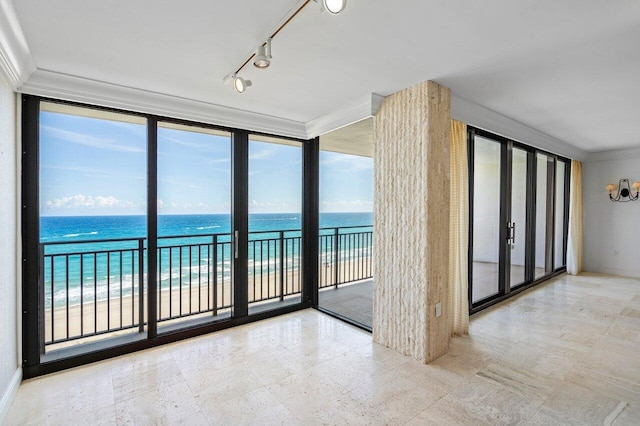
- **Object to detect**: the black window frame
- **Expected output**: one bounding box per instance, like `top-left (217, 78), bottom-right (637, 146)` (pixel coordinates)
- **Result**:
top-left (21, 95), bottom-right (319, 378)
top-left (467, 126), bottom-right (571, 315)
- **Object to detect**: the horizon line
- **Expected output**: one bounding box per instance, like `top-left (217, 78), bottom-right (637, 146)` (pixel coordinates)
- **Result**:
top-left (40, 211), bottom-right (374, 218)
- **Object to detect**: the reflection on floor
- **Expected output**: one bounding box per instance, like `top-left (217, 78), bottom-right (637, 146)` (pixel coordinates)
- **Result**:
top-left (472, 261), bottom-right (546, 302)
top-left (6, 273), bottom-right (640, 424)
top-left (319, 279), bottom-right (373, 328)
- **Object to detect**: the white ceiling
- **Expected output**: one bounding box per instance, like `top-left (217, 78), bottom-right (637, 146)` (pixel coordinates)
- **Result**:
top-left (6, 0), bottom-right (640, 153)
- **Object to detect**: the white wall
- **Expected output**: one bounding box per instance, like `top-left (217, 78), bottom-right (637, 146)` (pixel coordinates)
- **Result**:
top-left (451, 94), bottom-right (588, 162)
top-left (0, 73), bottom-right (20, 420)
top-left (583, 152), bottom-right (640, 278)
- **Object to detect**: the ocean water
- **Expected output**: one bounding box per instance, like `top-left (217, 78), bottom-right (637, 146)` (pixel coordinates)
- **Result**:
top-left (40, 213), bottom-right (373, 307)
top-left (41, 212), bottom-right (373, 242)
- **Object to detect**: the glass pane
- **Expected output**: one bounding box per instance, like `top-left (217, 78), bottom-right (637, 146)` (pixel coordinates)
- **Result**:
top-left (248, 135), bottom-right (303, 314)
top-left (535, 153), bottom-right (551, 279)
top-left (318, 147), bottom-right (374, 329)
top-left (472, 137), bottom-right (501, 302)
top-left (510, 148), bottom-right (527, 287)
top-left (39, 102), bottom-right (147, 356)
top-left (554, 161), bottom-right (566, 268)
top-left (157, 122), bottom-right (232, 330)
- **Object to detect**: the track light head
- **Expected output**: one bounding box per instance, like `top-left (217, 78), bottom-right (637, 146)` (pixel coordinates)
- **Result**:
top-left (253, 39), bottom-right (272, 69)
top-left (222, 73), bottom-right (236, 85)
top-left (233, 76), bottom-right (252, 93)
top-left (253, 46), bottom-right (269, 69)
top-left (323, 0), bottom-right (347, 14)
top-left (223, 0), bottom-right (346, 94)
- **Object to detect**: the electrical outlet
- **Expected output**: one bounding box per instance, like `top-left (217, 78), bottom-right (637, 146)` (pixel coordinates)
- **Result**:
top-left (435, 302), bottom-right (442, 318)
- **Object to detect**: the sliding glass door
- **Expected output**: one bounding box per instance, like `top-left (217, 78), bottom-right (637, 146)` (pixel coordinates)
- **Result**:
top-left (38, 101), bottom-right (148, 355)
top-left (247, 135), bottom-right (303, 314)
top-left (509, 147), bottom-right (529, 288)
top-left (22, 96), bottom-right (315, 377)
top-left (469, 127), bottom-right (570, 312)
top-left (554, 159), bottom-right (569, 270)
top-left (535, 153), bottom-right (553, 279)
top-left (156, 122), bottom-right (232, 330)
top-left (471, 136), bottom-right (502, 303)
top-left (317, 149), bottom-right (374, 329)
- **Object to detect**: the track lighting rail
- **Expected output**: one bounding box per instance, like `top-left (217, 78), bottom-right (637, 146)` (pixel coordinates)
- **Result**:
top-left (223, 0), bottom-right (346, 93)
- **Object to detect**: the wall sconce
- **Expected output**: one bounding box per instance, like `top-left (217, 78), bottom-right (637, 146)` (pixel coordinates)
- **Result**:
top-left (606, 178), bottom-right (640, 202)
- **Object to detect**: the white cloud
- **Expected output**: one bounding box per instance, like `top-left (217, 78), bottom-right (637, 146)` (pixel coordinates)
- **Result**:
top-left (321, 199), bottom-right (373, 213)
top-left (207, 158), bottom-right (230, 164)
top-left (42, 125), bottom-right (145, 153)
top-left (321, 154), bottom-right (373, 171)
top-left (249, 148), bottom-right (276, 160)
top-left (160, 135), bottom-right (209, 149)
top-left (45, 194), bottom-right (137, 210)
top-left (251, 200), bottom-right (291, 208)
top-left (41, 165), bottom-right (145, 180)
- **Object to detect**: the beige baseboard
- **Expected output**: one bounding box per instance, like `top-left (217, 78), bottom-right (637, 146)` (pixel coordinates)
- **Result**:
top-left (0, 368), bottom-right (21, 424)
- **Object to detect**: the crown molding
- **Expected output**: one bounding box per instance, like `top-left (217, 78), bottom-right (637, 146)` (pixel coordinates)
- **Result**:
top-left (19, 69), bottom-right (309, 139)
top-left (451, 94), bottom-right (588, 162)
top-left (19, 68), bottom-right (387, 140)
top-left (0, 0), bottom-right (35, 89)
top-left (585, 146), bottom-right (640, 163)
top-left (306, 93), bottom-right (385, 138)
top-left (14, 68), bottom-right (607, 158)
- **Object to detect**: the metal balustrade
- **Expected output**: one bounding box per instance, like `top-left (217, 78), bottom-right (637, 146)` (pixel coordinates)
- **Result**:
top-left (40, 225), bottom-right (373, 346)
top-left (319, 227), bottom-right (373, 289)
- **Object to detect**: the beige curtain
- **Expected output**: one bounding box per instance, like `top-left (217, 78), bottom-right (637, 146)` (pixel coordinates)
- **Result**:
top-left (449, 120), bottom-right (469, 336)
top-left (567, 160), bottom-right (583, 275)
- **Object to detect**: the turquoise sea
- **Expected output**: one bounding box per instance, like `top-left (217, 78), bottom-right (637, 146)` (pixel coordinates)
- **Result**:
top-left (41, 212), bottom-right (373, 243)
top-left (41, 213), bottom-right (373, 307)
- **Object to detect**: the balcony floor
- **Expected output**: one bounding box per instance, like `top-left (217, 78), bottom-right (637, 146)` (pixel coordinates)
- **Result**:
top-left (6, 273), bottom-right (640, 425)
top-left (319, 279), bottom-right (373, 329)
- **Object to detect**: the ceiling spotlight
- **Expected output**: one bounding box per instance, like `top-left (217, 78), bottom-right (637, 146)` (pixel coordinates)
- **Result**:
top-left (223, 0), bottom-right (346, 94)
top-left (222, 73), bottom-right (236, 85)
top-left (323, 0), bottom-right (347, 14)
top-left (233, 76), bottom-right (252, 93)
top-left (253, 39), bottom-right (272, 69)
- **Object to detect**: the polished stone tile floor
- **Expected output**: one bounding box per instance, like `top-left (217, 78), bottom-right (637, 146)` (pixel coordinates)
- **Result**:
top-left (6, 273), bottom-right (640, 425)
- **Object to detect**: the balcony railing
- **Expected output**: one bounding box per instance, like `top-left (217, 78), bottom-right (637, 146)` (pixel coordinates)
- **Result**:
top-left (319, 227), bottom-right (373, 288)
top-left (40, 225), bottom-right (373, 346)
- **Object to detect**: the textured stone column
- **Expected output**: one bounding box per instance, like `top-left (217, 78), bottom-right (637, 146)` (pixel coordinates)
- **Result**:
top-left (373, 80), bottom-right (451, 363)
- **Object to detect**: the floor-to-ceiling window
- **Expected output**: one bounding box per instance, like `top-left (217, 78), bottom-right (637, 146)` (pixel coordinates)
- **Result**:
top-left (38, 102), bottom-right (148, 355)
top-left (510, 147), bottom-right (529, 288)
top-left (22, 96), bottom-right (317, 378)
top-left (247, 135), bottom-right (303, 313)
top-left (317, 119), bottom-right (374, 330)
top-left (535, 153), bottom-right (554, 279)
top-left (468, 127), bottom-right (570, 313)
top-left (156, 122), bottom-right (232, 330)
top-left (471, 136), bottom-right (502, 303)
top-left (554, 159), bottom-right (569, 270)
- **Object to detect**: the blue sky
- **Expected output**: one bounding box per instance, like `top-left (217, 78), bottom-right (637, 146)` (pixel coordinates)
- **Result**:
top-left (39, 111), bottom-right (373, 216)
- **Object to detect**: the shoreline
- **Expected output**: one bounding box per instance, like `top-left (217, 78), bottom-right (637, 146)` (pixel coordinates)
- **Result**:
top-left (44, 258), bottom-right (371, 350)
